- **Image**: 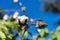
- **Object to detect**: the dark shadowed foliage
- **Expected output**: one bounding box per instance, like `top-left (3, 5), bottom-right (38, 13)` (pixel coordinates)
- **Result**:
top-left (44, 0), bottom-right (60, 13)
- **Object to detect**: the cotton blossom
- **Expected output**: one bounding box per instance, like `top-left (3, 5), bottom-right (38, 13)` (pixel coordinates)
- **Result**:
top-left (19, 15), bottom-right (28, 23)
top-left (16, 15), bottom-right (28, 24)
top-left (21, 6), bottom-right (26, 12)
top-left (19, 2), bottom-right (22, 6)
top-left (3, 14), bottom-right (9, 21)
top-left (13, 11), bottom-right (19, 19)
top-left (17, 15), bottom-right (29, 31)
top-left (13, 0), bottom-right (18, 3)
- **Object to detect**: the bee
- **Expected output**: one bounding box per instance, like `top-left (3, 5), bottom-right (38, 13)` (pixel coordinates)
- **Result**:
top-left (36, 20), bottom-right (48, 29)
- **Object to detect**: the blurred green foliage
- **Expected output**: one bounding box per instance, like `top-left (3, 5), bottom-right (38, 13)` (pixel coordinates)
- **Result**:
top-left (0, 20), bottom-right (60, 40)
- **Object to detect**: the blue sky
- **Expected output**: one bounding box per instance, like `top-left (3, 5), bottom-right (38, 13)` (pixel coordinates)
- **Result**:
top-left (0, 0), bottom-right (60, 40)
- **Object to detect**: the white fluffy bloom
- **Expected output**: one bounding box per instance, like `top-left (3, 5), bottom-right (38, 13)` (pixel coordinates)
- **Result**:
top-left (20, 15), bottom-right (28, 23)
top-left (13, 0), bottom-right (18, 3)
top-left (13, 11), bottom-right (19, 19)
top-left (3, 14), bottom-right (9, 20)
top-left (16, 15), bottom-right (28, 23)
top-left (37, 29), bottom-right (41, 32)
top-left (19, 2), bottom-right (22, 6)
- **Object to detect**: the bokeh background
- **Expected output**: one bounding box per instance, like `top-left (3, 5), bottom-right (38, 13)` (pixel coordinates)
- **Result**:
top-left (0, 0), bottom-right (60, 40)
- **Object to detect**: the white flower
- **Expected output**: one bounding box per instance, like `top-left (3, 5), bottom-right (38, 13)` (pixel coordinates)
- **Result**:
top-left (13, 0), bottom-right (18, 3)
top-left (21, 6), bottom-right (26, 12)
top-left (37, 29), bottom-right (41, 32)
top-left (20, 15), bottom-right (28, 22)
top-left (3, 14), bottom-right (9, 20)
top-left (16, 15), bottom-right (28, 23)
top-left (19, 2), bottom-right (22, 6)
top-left (20, 15), bottom-right (28, 23)
top-left (13, 11), bottom-right (19, 19)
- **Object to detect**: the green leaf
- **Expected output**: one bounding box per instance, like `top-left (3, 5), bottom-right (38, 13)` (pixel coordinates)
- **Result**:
top-left (0, 30), bottom-right (6, 38)
top-left (5, 36), bottom-right (12, 40)
top-left (39, 28), bottom-right (48, 37)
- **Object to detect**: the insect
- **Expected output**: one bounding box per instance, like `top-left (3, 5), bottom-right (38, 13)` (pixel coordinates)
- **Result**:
top-left (36, 20), bottom-right (48, 29)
